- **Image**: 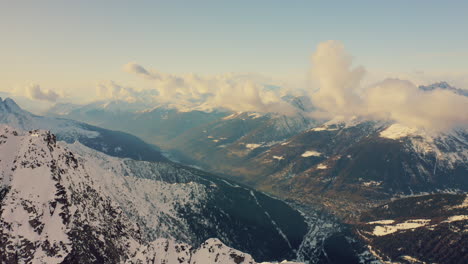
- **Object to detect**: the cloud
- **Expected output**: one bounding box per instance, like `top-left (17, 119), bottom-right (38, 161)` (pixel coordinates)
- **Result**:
top-left (119, 43), bottom-right (467, 131)
top-left (207, 79), bottom-right (296, 114)
top-left (95, 80), bottom-right (158, 103)
top-left (365, 70), bottom-right (468, 91)
top-left (26, 84), bottom-right (60, 102)
top-left (308, 41), bottom-right (468, 131)
top-left (309, 40), bottom-right (365, 118)
top-left (364, 78), bottom-right (468, 130)
top-left (123, 62), bottom-right (155, 79)
top-left (123, 63), bottom-right (296, 114)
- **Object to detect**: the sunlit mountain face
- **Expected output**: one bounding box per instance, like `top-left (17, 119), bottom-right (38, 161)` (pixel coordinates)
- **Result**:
top-left (2, 1), bottom-right (468, 263)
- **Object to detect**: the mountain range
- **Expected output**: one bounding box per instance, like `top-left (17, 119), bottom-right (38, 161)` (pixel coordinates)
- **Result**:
top-left (1, 81), bottom-right (467, 264)
top-left (45, 83), bottom-right (468, 221)
top-left (0, 99), bottom-right (380, 263)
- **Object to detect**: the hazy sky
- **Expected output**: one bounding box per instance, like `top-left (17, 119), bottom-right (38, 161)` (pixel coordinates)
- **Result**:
top-left (1, 0), bottom-right (468, 101)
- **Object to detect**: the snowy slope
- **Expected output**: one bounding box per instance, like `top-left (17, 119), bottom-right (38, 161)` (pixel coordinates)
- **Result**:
top-left (65, 141), bottom-right (311, 262)
top-left (0, 126), bottom-right (142, 263)
top-left (66, 141), bottom-right (209, 243)
top-left (0, 125), bottom-right (307, 263)
top-left (379, 123), bottom-right (468, 169)
top-left (129, 237), bottom-right (304, 264)
top-left (128, 238), bottom-right (259, 264)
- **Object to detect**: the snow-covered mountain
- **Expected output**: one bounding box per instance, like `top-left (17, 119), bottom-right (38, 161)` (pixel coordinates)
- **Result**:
top-left (1, 97), bottom-right (380, 263)
top-left (0, 126), bottom-right (142, 263)
top-left (229, 120), bottom-right (467, 219)
top-left (0, 97), bottom-right (166, 162)
top-left (0, 125), bottom-right (310, 263)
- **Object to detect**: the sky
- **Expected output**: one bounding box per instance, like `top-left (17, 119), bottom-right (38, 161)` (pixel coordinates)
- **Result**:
top-left (1, 0), bottom-right (468, 107)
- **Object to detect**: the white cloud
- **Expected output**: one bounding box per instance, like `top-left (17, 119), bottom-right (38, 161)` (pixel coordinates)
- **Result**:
top-left (364, 78), bottom-right (468, 130)
top-left (122, 63), bottom-right (296, 114)
top-left (308, 41), bottom-right (468, 131)
top-left (124, 62), bottom-right (158, 80)
top-left (26, 84), bottom-right (60, 102)
top-left (95, 80), bottom-right (161, 104)
top-left (365, 70), bottom-right (468, 91)
top-left (97, 81), bottom-right (135, 101)
top-left (309, 40), bottom-right (365, 118)
top-left (103, 43), bottom-right (468, 131)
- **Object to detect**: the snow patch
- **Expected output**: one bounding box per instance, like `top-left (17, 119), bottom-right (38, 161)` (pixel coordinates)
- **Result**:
top-left (248, 112), bottom-right (263, 119)
top-left (379, 124), bottom-right (419, 139)
top-left (246, 143), bottom-right (262, 150)
top-left (309, 126), bottom-right (339, 132)
top-left (367, 220), bottom-right (395, 225)
top-left (443, 215), bottom-right (468, 223)
top-left (372, 219), bottom-right (431, 236)
top-left (362, 180), bottom-right (382, 187)
top-left (453, 195), bottom-right (468, 209)
top-left (316, 163), bottom-right (327, 170)
top-left (301, 150), bottom-right (322, 157)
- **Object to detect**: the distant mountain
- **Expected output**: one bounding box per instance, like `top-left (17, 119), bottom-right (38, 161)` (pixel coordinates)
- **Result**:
top-left (0, 91), bottom-right (55, 113)
top-left (47, 100), bottom-right (153, 116)
top-left (0, 97), bottom-right (166, 162)
top-left (355, 193), bottom-right (467, 264)
top-left (0, 126), bottom-right (311, 263)
top-left (45, 98), bottom-right (316, 173)
top-left (419, 81), bottom-right (468, 97)
top-left (47, 102), bottom-right (230, 145)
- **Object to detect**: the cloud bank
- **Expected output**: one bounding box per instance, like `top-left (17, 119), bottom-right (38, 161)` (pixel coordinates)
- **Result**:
top-left (96, 81), bottom-right (137, 102)
top-left (103, 42), bottom-right (467, 131)
top-left (121, 63), bottom-right (296, 114)
top-left (309, 40), bottom-right (468, 131)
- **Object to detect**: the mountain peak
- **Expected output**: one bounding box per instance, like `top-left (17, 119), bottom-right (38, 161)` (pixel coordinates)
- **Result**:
top-left (0, 97), bottom-right (24, 114)
top-left (419, 82), bottom-right (468, 97)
